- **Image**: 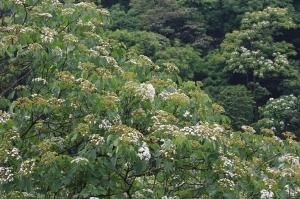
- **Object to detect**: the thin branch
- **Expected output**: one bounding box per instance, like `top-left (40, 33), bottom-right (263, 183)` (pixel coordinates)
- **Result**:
top-left (0, 68), bottom-right (34, 98)
top-left (255, 152), bottom-right (280, 170)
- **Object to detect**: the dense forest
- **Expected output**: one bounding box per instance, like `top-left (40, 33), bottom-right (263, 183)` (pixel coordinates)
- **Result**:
top-left (0, 0), bottom-right (300, 198)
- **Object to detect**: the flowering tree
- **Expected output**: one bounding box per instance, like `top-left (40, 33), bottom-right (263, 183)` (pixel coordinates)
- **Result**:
top-left (221, 7), bottom-right (299, 119)
top-left (0, 1), bottom-right (300, 199)
top-left (255, 95), bottom-right (300, 138)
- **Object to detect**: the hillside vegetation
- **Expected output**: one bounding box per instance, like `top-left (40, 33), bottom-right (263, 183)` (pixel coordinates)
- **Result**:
top-left (0, 0), bottom-right (300, 198)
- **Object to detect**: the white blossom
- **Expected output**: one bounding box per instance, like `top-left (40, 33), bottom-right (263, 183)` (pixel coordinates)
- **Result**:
top-left (71, 157), bottom-right (89, 165)
top-left (32, 77), bottom-right (47, 84)
top-left (0, 167), bottom-right (14, 184)
top-left (260, 189), bottom-right (274, 199)
top-left (137, 142), bottom-right (151, 161)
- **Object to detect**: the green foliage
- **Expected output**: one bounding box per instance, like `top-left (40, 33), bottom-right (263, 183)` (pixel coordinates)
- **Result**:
top-left (205, 85), bottom-right (255, 130)
top-left (197, 0), bottom-right (296, 43)
top-left (125, 0), bottom-right (212, 50)
top-left (104, 30), bottom-right (170, 57)
top-left (108, 3), bottom-right (143, 31)
top-left (153, 44), bottom-right (204, 81)
top-left (195, 49), bottom-right (229, 86)
top-left (1, 1), bottom-right (300, 199)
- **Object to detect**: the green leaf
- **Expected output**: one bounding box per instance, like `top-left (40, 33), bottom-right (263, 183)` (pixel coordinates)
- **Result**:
top-left (111, 156), bottom-right (117, 168)
top-left (276, 145), bottom-right (283, 154)
top-left (177, 75), bottom-right (182, 85)
top-left (163, 160), bottom-right (173, 173)
top-left (133, 162), bottom-right (144, 174)
top-left (7, 90), bottom-right (15, 99)
top-left (54, 181), bottom-right (63, 192)
top-left (71, 133), bottom-right (77, 142)
top-left (175, 136), bottom-right (185, 145)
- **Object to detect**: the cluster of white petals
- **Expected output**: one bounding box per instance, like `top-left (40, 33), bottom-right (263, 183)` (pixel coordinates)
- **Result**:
top-left (260, 189), bottom-right (274, 199)
top-left (0, 111), bottom-right (11, 124)
top-left (137, 142), bottom-right (151, 161)
top-left (0, 167), bottom-right (14, 184)
top-left (71, 157), bottom-right (89, 165)
top-left (32, 77), bottom-right (47, 84)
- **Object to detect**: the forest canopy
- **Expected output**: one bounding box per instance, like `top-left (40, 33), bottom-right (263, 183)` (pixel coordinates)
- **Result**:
top-left (0, 0), bottom-right (300, 198)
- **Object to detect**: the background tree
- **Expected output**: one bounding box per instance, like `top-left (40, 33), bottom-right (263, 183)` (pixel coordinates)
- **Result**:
top-left (221, 7), bottom-right (298, 120)
top-left (153, 42), bottom-right (204, 80)
top-left (195, 49), bottom-right (229, 86)
top-left (104, 30), bottom-right (170, 57)
top-left (205, 85), bottom-right (255, 130)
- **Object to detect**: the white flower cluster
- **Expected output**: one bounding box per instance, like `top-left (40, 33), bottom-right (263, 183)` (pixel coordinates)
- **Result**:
top-left (0, 111), bottom-right (11, 124)
top-left (158, 90), bottom-right (190, 103)
top-left (84, 114), bottom-right (97, 125)
top-left (52, 0), bottom-right (61, 6)
top-left (28, 43), bottom-right (43, 51)
top-left (50, 137), bottom-right (64, 145)
top-left (98, 119), bottom-right (112, 130)
top-left (20, 27), bottom-right (36, 33)
top-left (266, 167), bottom-right (280, 176)
top-left (160, 140), bottom-right (176, 158)
top-left (95, 46), bottom-right (109, 56)
top-left (5, 147), bottom-right (21, 161)
top-left (133, 191), bottom-right (145, 198)
top-left (260, 189), bottom-right (274, 199)
top-left (285, 185), bottom-right (300, 197)
top-left (41, 27), bottom-right (57, 43)
top-left (75, 2), bottom-right (96, 10)
top-left (76, 78), bottom-right (97, 92)
top-left (263, 178), bottom-right (276, 190)
top-left (278, 153), bottom-right (299, 166)
top-left (1, 35), bottom-right (18, 45)
top-left (152, 124), bottom-right (180, 135)
top-left (265, 95), bottom-right (296, 111)
top-left (281, 168), bottom-right (295, 177)
top-left (71, 157), bottom-right (89, 165)
top-left (89, 134), bottom-right (105, 146)
top-left (113, 114), bottom-right (122, 125)
top-left (22, 192), bottom-right (35, 198)
top-left (220, 156), bottom-right (234, 167)
top-left (183, 110), bottom-right (191, 117)
top-left (32, 77), bottom-right (47, 84)
top-left (181, 123), bottom-right (224, 139)
top-left (88, 49), bottom-right (100, 57)
top-left (123, 82), bottom-right (155, 102)
top-left (11, 0), bottom-right (25, 5)
top-left (63, 34), bottom-right (79, 43)
top-left (241, 125), bottom-right (256, 134)
top-left (162, 196), bottom-right (178, 199)
top-left (0, 167), bottom-right (14, 184)
top-left (50, 137), bottom-right (65, 145)
top-left (19, 159), bottom-right (36, 176)
top-left (218, 178), bottom-right (235, 191)
top-left (38, 13), bottom-right (53, 18)
top-left (97, 8), bottom-right (110, 16)
top-left (76, 20), bottom-right (95, 31)
top-left (163, 62), bottom-right (180, 74)
top-left (137, 83), bottom-right (155, 102)
top-left (62, 8), bottom-right (75, 15)
top-left (137, 142), bottom-right (151, 161)
top-left (52, 46), bottom-right (63, 56)
top-left (78, 62), bottom-right (96, 71)
top-left (119, 130), bottom-right (141, 144)
top-left (101, 56), bottom-right (124, 74)
top-left (47, 97), bottom-right (65, 107)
